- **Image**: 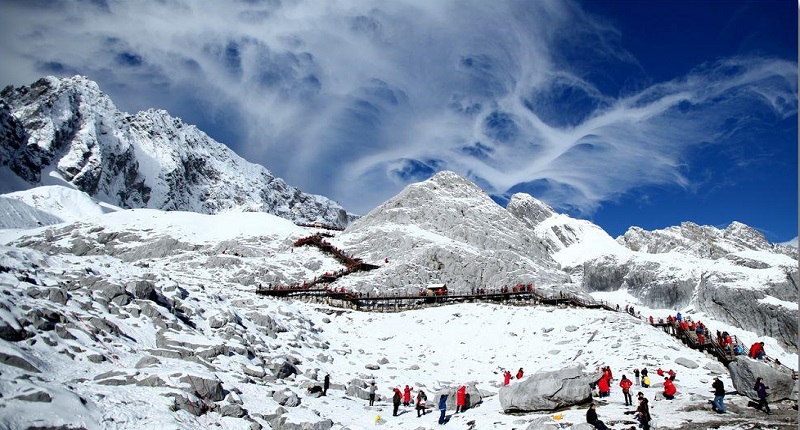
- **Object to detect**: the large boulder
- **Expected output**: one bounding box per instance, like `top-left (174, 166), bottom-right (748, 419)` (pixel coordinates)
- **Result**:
top-left (345, 378), bottom-right (374, 401)
top-left (499, 365), bottom-right (596, 412)
top-left (728, 358), bottom-right (797, 402)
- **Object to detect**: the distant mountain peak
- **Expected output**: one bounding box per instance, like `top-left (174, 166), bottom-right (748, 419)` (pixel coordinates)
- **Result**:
top-left (0, 75), bottom-right (356, 227)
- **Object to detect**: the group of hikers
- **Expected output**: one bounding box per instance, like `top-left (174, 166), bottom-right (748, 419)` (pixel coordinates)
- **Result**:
top-left (369, 383), bottom-right (468, 425)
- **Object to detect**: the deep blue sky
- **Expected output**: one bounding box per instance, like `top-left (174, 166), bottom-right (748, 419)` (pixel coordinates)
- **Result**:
top-left (577, 0), bottom-right (798, 240)
top-left (0, 0), bottom-right (797, 242)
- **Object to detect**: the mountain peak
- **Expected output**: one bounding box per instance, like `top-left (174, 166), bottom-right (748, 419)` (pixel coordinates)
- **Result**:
top-left (1, 75), bottom-right (356, 227)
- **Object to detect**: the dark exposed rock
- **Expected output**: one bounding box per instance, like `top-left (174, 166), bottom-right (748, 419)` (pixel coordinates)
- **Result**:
top-left (0, 351), bottom-right (41, 373)
top-left (179, 373), bottom-right (225, 402)
top-left (220, 404), bottom-right (247, 418)
top-left (273, 361), bottom-right (299, 379)
top-left (167, 393), bottom-right (208, 416)
top-left (14, 390), bottom-right (52, 402)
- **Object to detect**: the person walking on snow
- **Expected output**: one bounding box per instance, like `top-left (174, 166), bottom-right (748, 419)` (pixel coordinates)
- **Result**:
top-left (754, 377), bottom-right (771, 414)
top-left (633, 368), bottom-right (640, 386)
top-left (620, 375), bottom-right (633, 406)
top-left (663, 377), bottom-right (676, 400)
top-left (711, 376), bottom-right (726, 413)
top-left (403, 385), bottom-right (413, 407)
top-left (456, 385), bottom-right (467, 413)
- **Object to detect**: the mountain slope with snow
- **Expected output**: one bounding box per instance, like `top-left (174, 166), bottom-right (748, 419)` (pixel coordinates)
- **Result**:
top-left (332, 171), bottom-right (569, 293)
top-left (0, 76), bottom-right (355, 228)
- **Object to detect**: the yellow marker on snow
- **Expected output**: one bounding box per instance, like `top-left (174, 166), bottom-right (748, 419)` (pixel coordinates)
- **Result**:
top-left (552, 413), bottom-right (564, 421)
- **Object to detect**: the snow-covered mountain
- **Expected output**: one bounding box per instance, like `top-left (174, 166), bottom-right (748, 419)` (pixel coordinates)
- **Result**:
top-left (504, 192), bottom-right (798, 351)
top-left (0, 76), bottom-right (355, 228)
top-left (332, 171), bottom-right (569, 292)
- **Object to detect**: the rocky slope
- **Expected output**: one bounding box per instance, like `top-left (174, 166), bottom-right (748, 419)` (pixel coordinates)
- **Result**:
top-left (0, 76), bottom-right (355, 228)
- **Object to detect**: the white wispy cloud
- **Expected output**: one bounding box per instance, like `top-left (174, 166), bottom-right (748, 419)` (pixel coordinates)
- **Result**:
top-left (0, 0), bottom-right (796, 216)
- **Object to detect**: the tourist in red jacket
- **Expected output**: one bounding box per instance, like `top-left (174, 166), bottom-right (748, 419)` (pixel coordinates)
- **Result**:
top-left (597, 373), bottom-right (611, 398)
top-left (403, 385), bottom-right (413, 406)
top-left (749, 342), bottom-right (766, 360)
top-left (516, 368), bottom-right (524, 380)
top-left (456, 385), bottom-right (467, 413)
top-left (503, 370), bottom-right (512, 386)
top-left (663, 377), bottom-right (676, 400)
top-left (619, 375), bottom-right (633, 406)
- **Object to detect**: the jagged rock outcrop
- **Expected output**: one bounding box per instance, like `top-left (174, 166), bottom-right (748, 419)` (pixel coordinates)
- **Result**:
top-left (581, 222), bottom-right (798, 351)
top-left (728, 358), bottom-right (797, 402)
top-left (498, 365), bottom-right (596, 412)
top-left (0, 76), bottom-right (356, 227)
top-left (617, 221), bottom-right (787, 259)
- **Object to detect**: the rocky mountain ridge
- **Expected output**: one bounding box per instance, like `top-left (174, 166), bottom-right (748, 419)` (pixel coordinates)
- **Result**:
top-left (0, 76), bottom-right (355, 228)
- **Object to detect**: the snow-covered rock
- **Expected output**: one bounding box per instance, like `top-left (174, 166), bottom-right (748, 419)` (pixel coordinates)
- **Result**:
top-left (728, 358), bottom-right (797, 402)
top-left (0, 76), bottom-right (355, 228)
top-left (498, 365), bottom-right (596, 412)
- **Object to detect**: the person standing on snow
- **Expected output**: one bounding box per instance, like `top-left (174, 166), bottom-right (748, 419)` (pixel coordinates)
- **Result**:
top-left (597, 372), bottom-right (611, 398)
top-left (416, 390), bottom-right (428, 417)
top-left (503, 370), bottom-right (512, 386)
top-left (438, 394), bottom-right (449, 424)
top-left (516, 368), bottom-right (524, 380)
top-left (403, 385), bottom-right (413, 407)
top-left (392, 388), bottom-right (402, 416)
top-left (456, 385), bottom-right (467, 413)
top-left (711, 377), bottom-right (726, 413)
top-left (633, 368), bottom-right (640, 386)
top-left (640, 368), bottom-right (649, 387)
top-left (635, 392), bottom-right (651, 430)
top-left (368, 382), bottom-right (377, 406)
top-left (323, 374), bottom-right (330, 396)
top-left (620, 375), bottom-right (633, 406)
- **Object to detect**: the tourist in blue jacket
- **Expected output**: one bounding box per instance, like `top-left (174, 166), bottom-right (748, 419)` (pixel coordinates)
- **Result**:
top-left (438, 394), bottom-right (448, 424)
